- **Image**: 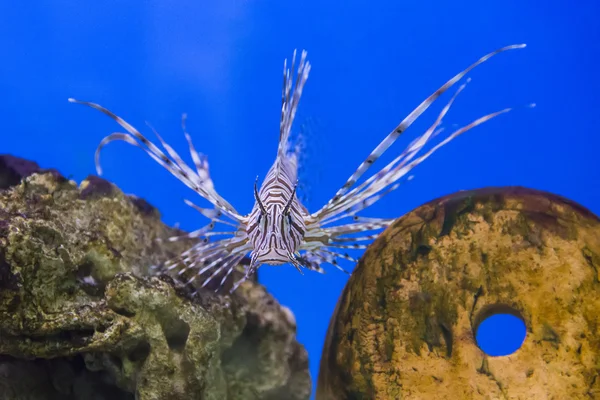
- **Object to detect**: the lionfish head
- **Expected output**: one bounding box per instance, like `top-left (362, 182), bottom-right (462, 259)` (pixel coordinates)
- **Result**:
top-left (246, 177), bottom-right (306, 271)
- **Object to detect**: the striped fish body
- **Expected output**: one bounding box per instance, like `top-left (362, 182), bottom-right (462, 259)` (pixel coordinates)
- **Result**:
top-left (247, 154), bottom-right (308, 268)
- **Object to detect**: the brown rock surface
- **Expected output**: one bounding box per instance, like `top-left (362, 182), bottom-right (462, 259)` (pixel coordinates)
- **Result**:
top-left (317, 186), bottom-right (600, 399)
top-left (0, 155), bottom-right (310, 400)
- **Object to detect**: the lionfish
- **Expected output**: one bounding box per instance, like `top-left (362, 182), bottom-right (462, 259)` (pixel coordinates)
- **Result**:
top-left (69, 44), bottom-right (526, 293)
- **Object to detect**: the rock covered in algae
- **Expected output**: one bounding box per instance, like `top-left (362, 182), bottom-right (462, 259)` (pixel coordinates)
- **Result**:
top-left (317, 186), bottom-right (600, 399)
top-left (0, 155), bottom-right (311, 400)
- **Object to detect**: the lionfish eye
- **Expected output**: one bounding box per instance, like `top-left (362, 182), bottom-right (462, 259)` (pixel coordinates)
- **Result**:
top-left (287, 213), bottom-right (292, 225)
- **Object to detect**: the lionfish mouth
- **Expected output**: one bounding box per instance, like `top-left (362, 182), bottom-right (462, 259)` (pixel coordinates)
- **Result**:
top-left (261, 258), bottom-right (288, 265)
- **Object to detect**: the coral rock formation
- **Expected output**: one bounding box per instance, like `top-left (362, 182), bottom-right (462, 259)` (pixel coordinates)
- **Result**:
top-left (0, 155), bottom-right (310, 400)
top-left (317, 186), bottom-right (600, 399)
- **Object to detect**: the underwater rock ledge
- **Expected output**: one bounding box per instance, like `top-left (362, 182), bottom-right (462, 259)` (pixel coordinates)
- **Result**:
top-left (0, 155), bottom-right (311, 400)
top-left (317, 186), bottom-right (600, 399)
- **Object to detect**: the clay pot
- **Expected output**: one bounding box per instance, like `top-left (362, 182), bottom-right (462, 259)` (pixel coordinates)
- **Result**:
top-left (317, 187), bottom-right (600, 399)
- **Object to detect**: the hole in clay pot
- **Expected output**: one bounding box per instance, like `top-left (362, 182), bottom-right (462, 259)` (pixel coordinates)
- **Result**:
top-left (474, 304), bottom-right (526, 356)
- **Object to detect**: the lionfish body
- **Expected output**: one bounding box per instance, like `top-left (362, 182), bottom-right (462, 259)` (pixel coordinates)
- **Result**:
top-left (70, 44), bottom-right (527, 293)
top-left (249, 141), bottom-right (306, 268)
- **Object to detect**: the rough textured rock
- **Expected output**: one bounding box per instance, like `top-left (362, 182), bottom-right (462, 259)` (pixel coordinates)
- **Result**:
top-left (0, 155), bottom-right (310, 400)
top-left (317, 186), bottom-right (600, 399)
top-left (0, 154), bottom-right (64, 190)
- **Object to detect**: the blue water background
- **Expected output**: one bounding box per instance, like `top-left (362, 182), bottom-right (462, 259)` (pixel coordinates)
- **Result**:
top-left (2, 1), bottom-right (599, 397)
